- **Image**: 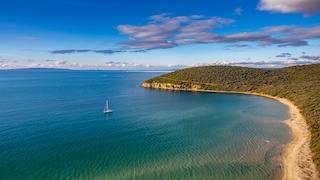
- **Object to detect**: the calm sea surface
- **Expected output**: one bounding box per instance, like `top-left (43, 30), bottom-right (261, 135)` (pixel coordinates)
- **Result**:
top-left (0, 69), bottom-right (290, 179)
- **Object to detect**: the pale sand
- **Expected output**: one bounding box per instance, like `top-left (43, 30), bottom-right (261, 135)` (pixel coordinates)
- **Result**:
top-left (276, 98), bottom-right (319, 180)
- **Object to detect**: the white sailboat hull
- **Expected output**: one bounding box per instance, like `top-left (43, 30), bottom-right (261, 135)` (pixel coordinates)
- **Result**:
top-left (104, 109), bottom-right (113, 113)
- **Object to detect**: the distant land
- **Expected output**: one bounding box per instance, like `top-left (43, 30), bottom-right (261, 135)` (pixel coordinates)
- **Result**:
top-left (142, 64), bottom-right (320, 175)
top-left (1, 68), bottom-right (72, 71)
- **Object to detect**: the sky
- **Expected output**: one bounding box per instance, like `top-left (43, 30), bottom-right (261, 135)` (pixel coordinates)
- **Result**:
top-left (1, 0), bottom-right (320, 70)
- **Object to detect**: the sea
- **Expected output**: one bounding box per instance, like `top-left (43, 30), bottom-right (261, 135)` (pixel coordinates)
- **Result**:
top-left (0, 69), bottom-right (290, 180)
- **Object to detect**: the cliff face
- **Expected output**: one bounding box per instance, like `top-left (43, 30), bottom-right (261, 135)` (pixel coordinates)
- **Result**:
top-left (141, 82), bottom-right (201, 91)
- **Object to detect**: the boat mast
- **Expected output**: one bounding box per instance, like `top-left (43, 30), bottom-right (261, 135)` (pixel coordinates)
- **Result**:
top-left (105, 100), bottom-right (109, 110)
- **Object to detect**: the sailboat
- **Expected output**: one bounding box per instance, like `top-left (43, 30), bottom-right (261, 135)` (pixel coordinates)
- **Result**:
top-left (104, 100), bottom-right (113, 113)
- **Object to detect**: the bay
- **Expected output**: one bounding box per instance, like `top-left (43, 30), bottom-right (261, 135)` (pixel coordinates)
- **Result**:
top-left (0, 69), bottom-right (290, 179)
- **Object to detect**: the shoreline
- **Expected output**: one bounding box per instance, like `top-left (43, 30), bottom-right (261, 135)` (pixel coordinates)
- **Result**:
top-left (206, 91), bottom-right (319, 179)
top-left (277, 98), bottom-right (319, 180)
top-left (142, 84), bottom-right (319, 179)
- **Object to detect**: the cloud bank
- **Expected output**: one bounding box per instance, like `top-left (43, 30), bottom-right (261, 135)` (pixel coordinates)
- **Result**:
top-left (276, 53), bottom-right (291, 57)
top-left (258, 0), bottom-right (320, 17)
top-left (2, 55), bottom-right (320, 70)
top-left (117, 14), bottom-right (234, 50)
top-left (201, 59), bottom-right (320, 68)
top-left (300, 55), bottom-right (320, 61)
top-left (117, 14), bottom-right (320, 51)
top-left (50, 49), bottom-right (125, 54)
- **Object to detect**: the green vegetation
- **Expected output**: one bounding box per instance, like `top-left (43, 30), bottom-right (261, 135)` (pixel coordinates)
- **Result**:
top-left (144, 64), bottom-right (320, 172)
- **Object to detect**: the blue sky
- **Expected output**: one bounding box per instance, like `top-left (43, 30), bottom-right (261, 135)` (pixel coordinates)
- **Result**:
top-left (1, 0), bottom-right (320, 70)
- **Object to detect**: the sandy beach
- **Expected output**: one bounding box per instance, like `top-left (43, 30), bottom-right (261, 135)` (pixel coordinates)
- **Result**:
top-left (276, 98), bottom-right (319, 180)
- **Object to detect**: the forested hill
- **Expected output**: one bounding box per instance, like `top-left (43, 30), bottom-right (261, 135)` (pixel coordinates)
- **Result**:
top-left (143, 64), bottom-right (320, 171)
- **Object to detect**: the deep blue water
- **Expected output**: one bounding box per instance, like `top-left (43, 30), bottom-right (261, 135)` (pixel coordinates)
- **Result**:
top-left (0, 69), bottom-right (290, 179)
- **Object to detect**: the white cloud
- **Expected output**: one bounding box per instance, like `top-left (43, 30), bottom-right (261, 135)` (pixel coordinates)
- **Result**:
top-left (117, 14), bottom-right (234, 50)
top-left (222, 32), bottom-right (269, 42)
top-left (117, 14), bottom-right (320, 51)
top-left (300, 55), bottom-right (320, 61)
top-left (1, 59), bottom-right (319, 70)
top-left (199, 60), bottom-right (320, 68)
top-left (54, 60), bottom-right (67, 66)
top-left (258, 0), bottom-right (320, 17)
top-left (227, 44), bottom-right (249, 47)
top-left (234, 7), bottom-right (244, 16)
top-left (276, 53), bottom-right (291, 57)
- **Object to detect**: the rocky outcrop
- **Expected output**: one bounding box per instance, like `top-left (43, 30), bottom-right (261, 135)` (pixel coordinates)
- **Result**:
top-left (141, 82), bottom-right (201, 91)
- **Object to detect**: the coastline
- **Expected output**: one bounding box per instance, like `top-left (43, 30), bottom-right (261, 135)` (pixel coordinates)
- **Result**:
top-left (277, 98), bottom-right (319, 180)
top-left (142, 83), bottom-right (319, 179)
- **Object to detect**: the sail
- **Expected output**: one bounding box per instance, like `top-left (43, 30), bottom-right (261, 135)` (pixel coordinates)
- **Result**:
top-left (105, 100), bottom-right (109, 111)
top-left (104, 100), bottom-right (113, 113)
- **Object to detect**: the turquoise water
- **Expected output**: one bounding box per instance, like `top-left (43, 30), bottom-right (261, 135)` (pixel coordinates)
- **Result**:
top-left (0, 69), bottom-right (290, 179)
